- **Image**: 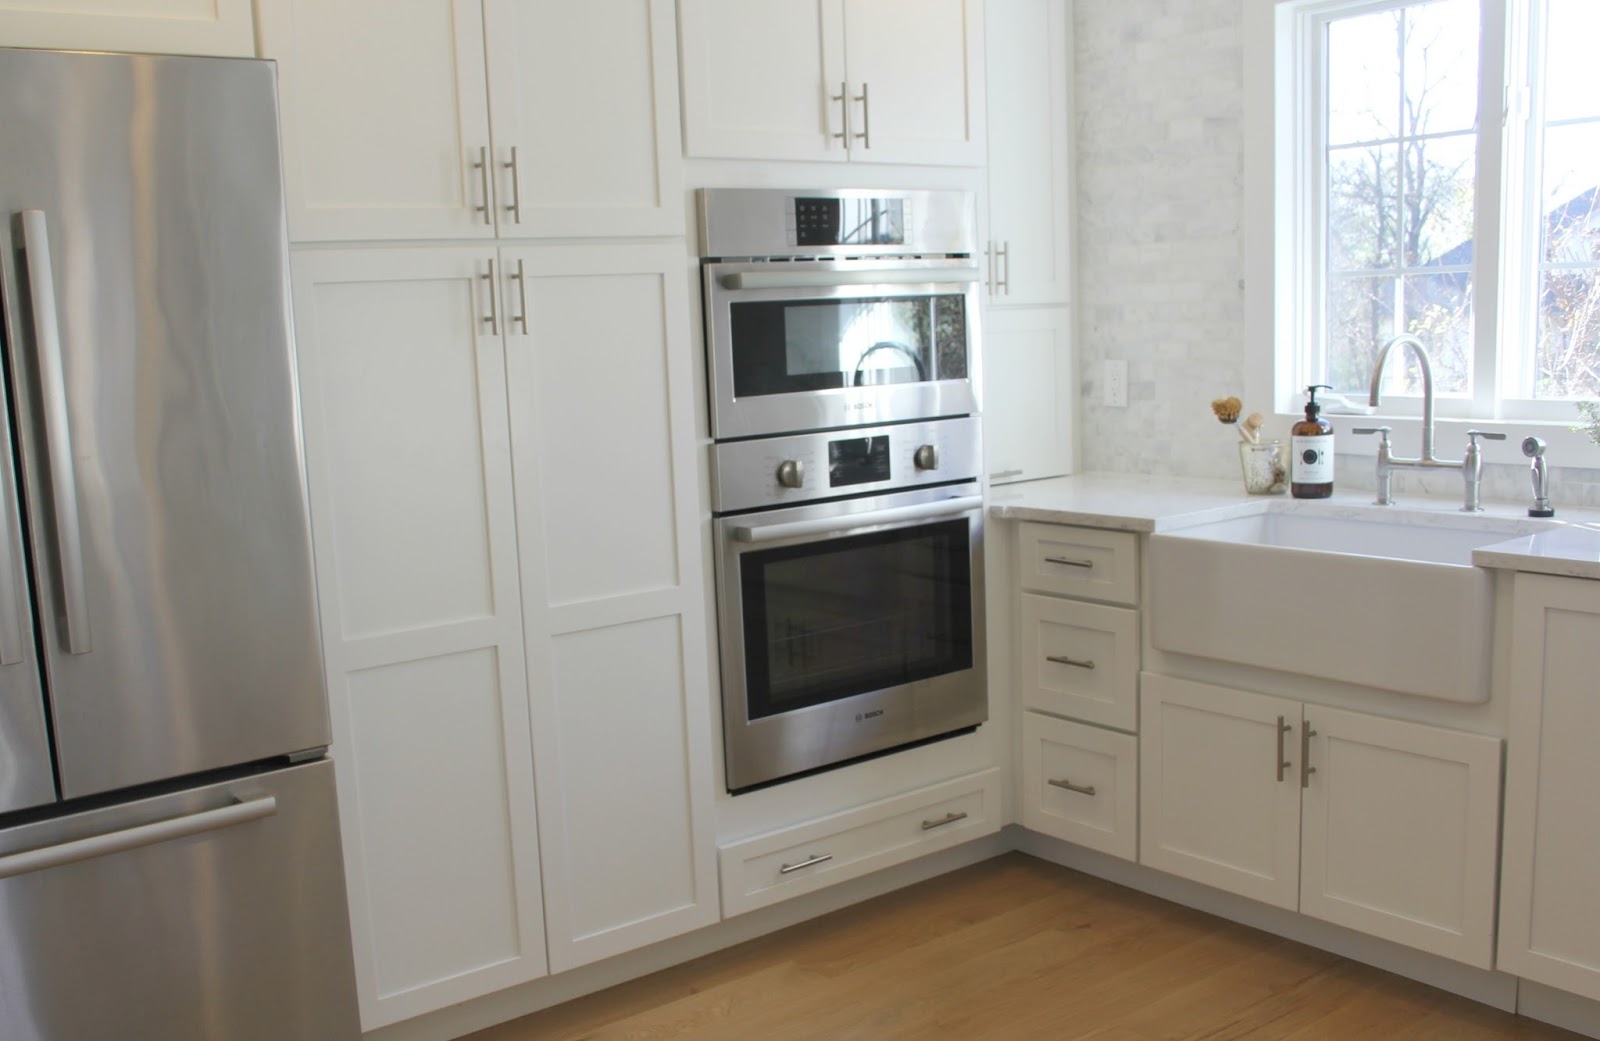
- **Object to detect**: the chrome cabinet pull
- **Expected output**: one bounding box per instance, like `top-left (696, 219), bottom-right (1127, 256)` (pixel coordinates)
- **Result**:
top-left (1044, 556), bottom-right (1094, 569)
top-left (990, 469), bottom-right (1024, 481)
top-left (1300, 721), bottom-right (1318, 788)
top-left (503, 146), bottom-right (523, 224)
top-left (853, 82), bottom-right (871, 149)
top-left (921, 811), bottom-right (968, 831)
top-left (985, 241), bottom-right (997, 295)
top-left (997, 240), bottom-right (1011, 295)
top-left (480, 259), bottom-right (499, 335)
top-left (778, 852), bottom-right (832, 875)
top-left (509, 259), bottom-right (529, 335)
top-left (0, 795), bottom-right (276, 880)
top-left (830, 81), bottom-right (849, 145)
top-left (20, 211), bottom-right (90, 655)
top-left (472, 147), bottom-right (491, 225)
top-left (1276, 715), bottom-right (1293, 783)
top-left (1048, 778), bottom-right (1096, 796)
top-left (1045, 654), bottom-right (1095, 670)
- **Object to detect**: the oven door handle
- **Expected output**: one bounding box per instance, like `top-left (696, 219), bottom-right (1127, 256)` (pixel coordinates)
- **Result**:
top-left (718, 267), bottom-right (982, 291)
top-left (732, 495), bottom-right (983, 545)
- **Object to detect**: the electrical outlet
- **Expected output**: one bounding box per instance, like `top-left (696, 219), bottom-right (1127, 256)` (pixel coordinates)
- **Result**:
top-left (1104, 359), bottom-right (1128, 408)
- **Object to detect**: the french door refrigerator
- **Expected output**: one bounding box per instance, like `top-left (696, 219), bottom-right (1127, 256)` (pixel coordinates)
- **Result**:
top-left (0, 48), bottom-right (359, 1040)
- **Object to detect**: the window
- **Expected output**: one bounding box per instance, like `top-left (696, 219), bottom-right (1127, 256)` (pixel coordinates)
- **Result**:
top-left (1259, 0), bottom-right (1600, 423)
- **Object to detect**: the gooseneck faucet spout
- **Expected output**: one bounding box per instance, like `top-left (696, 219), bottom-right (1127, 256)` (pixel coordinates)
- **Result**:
top-left (1368, 334), bottom-right (1438, 462)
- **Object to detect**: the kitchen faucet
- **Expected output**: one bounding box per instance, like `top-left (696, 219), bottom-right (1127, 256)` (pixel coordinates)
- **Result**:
top-left (1353, 334), bottom-right (1504, 511)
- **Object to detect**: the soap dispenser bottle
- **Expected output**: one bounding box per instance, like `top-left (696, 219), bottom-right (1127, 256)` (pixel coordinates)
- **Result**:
top-left (1291, 384), bottom-right (1335, 499)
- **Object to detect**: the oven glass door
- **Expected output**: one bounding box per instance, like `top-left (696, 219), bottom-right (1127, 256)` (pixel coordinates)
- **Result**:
top-left (738, 517), bottom-right (974, 720)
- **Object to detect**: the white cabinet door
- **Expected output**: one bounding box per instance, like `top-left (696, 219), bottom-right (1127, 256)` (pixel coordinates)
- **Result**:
top-left (483, 0), bottom-right (684, 237)
top-left (502, 243), bottom-right (719, 973)
top-left (1139, 674), bottom-right (1302, 910)
top-left (1500, 575), bottom-right (1600, 1000)
top-left (290, 248), bottom-right (548, 1029)
top-left (1300, 707), bottom-right (1501, 969)
top-left (982, 307), bottom-right (1074, 485)
top-left (841, 0), bottom-right (986, 166)
top-left (0, 0), bottom-right (253, 55)
top-left (678, 0), bottom-right (848, 162)
top-left (984, 0), bottom-right (1071, 306)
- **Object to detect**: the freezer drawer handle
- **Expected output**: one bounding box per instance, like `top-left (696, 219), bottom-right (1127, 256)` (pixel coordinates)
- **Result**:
top-left (19, 211), bottom-right (91, 655)
top-left (0, 795), bottom-right (277, 880)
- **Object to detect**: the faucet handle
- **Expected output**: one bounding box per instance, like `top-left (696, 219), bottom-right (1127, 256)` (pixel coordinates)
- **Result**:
top-left (1352, 425), bottom-right (1392, 442)
top-left (1465, 430), bottom-right (1507, 447)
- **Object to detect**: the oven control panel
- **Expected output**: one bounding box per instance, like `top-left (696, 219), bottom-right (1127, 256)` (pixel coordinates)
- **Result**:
top-left (711, 416), bottom-right (982, 514)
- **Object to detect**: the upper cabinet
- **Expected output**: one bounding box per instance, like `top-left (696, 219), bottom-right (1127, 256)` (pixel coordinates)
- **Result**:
top-left (257, 0), bottom-right (684, 243)
top-left (0, 0), bottom-right (254, 56)
top-left (679, 0), bottom-right (986, 167)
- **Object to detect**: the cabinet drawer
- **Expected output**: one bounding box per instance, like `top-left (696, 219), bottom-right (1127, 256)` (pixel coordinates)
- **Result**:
top-left (1018, 523), bottom-right (1138, 605)
top-left (718, 769), bottom-right (1003, 917)
top-left (1019, 594), bottom-right (1139, 731)
top-left (1021, 713), bottom-right (1137, 861)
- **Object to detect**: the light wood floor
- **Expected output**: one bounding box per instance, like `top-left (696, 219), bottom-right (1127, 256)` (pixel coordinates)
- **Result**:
top-left (465, 853), bottom-right (1586, 1041)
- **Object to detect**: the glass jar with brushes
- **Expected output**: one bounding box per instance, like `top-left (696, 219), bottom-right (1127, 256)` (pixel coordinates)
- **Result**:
top-left (1211, 398), bottom-right (1287, 495)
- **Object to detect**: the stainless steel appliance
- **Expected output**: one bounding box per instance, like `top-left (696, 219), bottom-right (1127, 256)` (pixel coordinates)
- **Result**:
top-left (701, 189), bottom-right (987, 792)
top-left (0, 48), bottom-right (359, 1040)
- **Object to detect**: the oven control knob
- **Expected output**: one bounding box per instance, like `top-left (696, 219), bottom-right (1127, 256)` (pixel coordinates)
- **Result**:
top-left (913, 444), bottom-right (940, 471)
top-left (776, 459), bottom-right (805, 489)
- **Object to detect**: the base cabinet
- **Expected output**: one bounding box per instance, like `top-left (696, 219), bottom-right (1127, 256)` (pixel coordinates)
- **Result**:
top-left (1499, 574), bottom-right (1600, 1001)
top-left (1140, 673), bottom-right (1501, 968)
top-left (1020, 712), bottom-right (1136, 860)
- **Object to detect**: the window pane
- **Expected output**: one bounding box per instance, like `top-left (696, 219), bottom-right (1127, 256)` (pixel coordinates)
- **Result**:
top-left (1535, 269), bottom-right (1600, 399)
top-left (1403, 0), bottom-right (1480, 136)
top-left (1403, 272), bottom-right (1473, 394)
top-left (1540, 124), bottom-right (1600, 263)
top-left (1329, 144), bottom-right (1399, 271)
top-left (1327, 275), bottom-right (1396, 392)
top-left (1404, 133), bottom-right (1476, 265)
top-left (1328, 11), bottom-right (1400, 145)
top-left (1544, 0), bottom-right (1600, 123)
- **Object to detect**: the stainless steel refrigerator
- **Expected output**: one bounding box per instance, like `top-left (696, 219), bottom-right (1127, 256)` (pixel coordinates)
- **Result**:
top-left (0, 48), bottom-right (359, 1040)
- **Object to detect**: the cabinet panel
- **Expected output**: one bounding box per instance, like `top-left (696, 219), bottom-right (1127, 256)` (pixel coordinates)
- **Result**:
top-left (483, 0), bottom-right (683, 237)
top-left (678, 0), bottom-right (847, 162)
top-left (259, 0), bottom-right (495, 242)
top-left (1139, 674), bottom-right (1301, 910)
top-left (1017, 523), bottom-right (1137, 604)
top-left (1021, 712), bottom-right (1137, 860)
top-left (1019, 594), bottom-right (1137, 731)
top-left (0, 0), bottom-right (253, 56)
top-left (1300, 707), bottom-right (1500, 969)
top-left (983, 307), bottom-right (1073, 485)
top-left (1500, 575), bottom-right (1600, 1000)
top-left (841, 0), bottom-right (985, 166)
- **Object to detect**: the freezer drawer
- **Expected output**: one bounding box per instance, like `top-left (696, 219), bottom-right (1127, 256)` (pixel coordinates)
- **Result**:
top-left (0, 759), bottom-right (358, 1041)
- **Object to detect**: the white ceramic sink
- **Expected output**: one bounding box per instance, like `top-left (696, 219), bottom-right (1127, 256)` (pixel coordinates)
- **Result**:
top-left (1149, 509), bottom-right (1552, 703)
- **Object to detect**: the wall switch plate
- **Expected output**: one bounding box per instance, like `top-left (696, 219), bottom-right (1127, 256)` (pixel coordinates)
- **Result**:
top-left (1104, 360), bottom-right (1128, 408)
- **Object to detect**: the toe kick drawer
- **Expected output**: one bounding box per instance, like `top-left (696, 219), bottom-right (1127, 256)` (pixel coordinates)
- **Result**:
top-left (718, 769), bottom-right (1002, 917)
top-left (1019, 523), bottom-right (1138, 605)
top-left (1021, 712), bottom-right (1138, 861)
top-left (1020, 593), bottom-right (1139, 731)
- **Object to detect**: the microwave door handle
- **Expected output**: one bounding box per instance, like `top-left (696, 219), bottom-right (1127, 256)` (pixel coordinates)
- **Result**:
top-left (19, 211), bottom-right (90, 656)
top-left (732, 495), bottom-right (983, 544)
top-left (718, 267), bottom-right (982, 291)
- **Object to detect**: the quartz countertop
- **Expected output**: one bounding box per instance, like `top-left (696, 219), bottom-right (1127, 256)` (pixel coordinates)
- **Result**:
top-left (988, 472), bottom-right (1600, 580)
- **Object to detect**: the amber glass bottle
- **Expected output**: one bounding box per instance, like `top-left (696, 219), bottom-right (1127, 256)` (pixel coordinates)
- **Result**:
top-left (1290, 384), bottom-right (1334, 499)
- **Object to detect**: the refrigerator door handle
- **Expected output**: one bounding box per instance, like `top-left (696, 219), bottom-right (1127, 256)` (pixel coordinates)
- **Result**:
top-left (0, 794), bottom-right (277, 880)
top-left (19, 209), bottom-right (90, 655)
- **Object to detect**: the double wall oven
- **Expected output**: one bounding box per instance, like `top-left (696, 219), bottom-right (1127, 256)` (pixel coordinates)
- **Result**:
top-left (701, 189), bottom-right (987, 792)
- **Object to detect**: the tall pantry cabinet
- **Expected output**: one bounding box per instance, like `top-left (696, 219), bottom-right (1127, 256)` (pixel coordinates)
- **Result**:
top-left (259, 0), bottom-right (717, 1029)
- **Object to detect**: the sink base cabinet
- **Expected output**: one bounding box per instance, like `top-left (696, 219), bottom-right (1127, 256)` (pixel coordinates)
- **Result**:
top-left (1139, 673), bottom-right (1501, 969)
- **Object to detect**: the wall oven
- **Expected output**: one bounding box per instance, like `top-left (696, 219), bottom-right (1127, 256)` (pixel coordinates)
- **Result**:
top-left (701, 189), bottom-right (988, 793)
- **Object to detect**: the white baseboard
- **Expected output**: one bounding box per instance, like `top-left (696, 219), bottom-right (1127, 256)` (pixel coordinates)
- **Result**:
top-left (1518, 980), bottom-right (1600, 1039)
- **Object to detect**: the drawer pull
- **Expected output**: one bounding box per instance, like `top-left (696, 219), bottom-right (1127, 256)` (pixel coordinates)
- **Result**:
top-left (778, 852), bottom-right (833, 875)
top-left (990, 469), bottom-right (1024, 480)
top-left (1045, 654), bottom-right (1096, 670)
top-left (920, 811), bottom-right (968, 831)
top-left (1044, 556), bottom-right (1094, 569)
top-left (1048, 778), bottom-right (1097, 796)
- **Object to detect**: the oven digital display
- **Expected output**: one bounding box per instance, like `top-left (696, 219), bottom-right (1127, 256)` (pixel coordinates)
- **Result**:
top-left (793, 197), bottom-right (905, 246)
top-left (828, 435), bottom-right (891, 487)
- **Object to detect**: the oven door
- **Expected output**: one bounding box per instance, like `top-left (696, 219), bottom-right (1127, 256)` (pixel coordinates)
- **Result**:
top-left (703, 257), bottom-right (982, 440)
top-left (716, 486), bottom-right (987, 792)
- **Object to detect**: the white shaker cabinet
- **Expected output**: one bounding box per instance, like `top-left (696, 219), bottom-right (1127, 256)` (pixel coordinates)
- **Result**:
top-left (1140, 673), bottom-right (1501, 968)
top-left (292, 244), bottom-right (717, 1025)
top-left (1499, 574), bottom-right (1600, 1001)
top-left (0, 0), bottom-right (254, 55)
top-left (679, 0), bottom-right (985, 166)
top-left (259, 0), bottom-right (683, 242)
top-left (982, 307), bottom-right (1074, 485)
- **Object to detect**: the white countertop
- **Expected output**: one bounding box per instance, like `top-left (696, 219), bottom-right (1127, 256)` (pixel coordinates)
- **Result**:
top-left (988, 472), bottom-right (1600, 580)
